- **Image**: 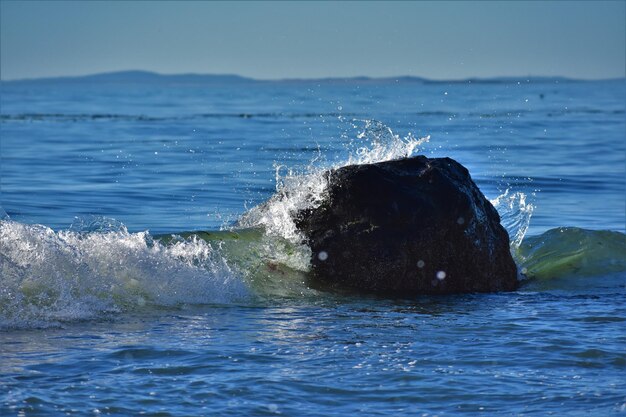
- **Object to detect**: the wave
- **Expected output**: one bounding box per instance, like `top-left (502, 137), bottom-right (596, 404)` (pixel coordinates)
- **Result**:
top-left (3, 217), bottom-right (624, 330)
top-left (0, 120), bottom-right (426, 329)
top-left (11, 120), bottom-right (617, 330)
top-left (516, 227), bottom-right (626, 289)
top-left (0, 219), bottom-right (248, 330)
top-left (0, 120), bottom-right (535, 330)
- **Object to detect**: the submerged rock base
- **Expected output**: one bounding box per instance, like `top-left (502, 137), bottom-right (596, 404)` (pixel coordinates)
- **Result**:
top-left (296, 156), bottom-right (518, 295)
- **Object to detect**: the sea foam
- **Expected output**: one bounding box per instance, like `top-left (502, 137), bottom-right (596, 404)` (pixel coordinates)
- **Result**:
top-left (0, 218), bottom-right (248, 330)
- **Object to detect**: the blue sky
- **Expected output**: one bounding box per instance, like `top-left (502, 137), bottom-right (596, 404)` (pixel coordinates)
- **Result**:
top-left (1, 1), bottom-right (624, 80)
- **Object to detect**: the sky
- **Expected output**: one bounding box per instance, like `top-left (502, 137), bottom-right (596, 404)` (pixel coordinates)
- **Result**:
top-left (1, 1), bottom-right (624, 81)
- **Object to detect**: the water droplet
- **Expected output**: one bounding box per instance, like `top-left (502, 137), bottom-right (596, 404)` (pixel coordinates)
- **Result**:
top-left (436, 271), bottom-right (446, 280)
top-left (457, 216), bottom-right (465, 225)
top-left (417, 260), bottom-right (425, 268)
top-left (318, 251), bottom-right (328, 261)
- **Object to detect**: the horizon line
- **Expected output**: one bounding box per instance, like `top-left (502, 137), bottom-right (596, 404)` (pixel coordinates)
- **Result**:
top-left (2, 69), bottom-right (625, 84)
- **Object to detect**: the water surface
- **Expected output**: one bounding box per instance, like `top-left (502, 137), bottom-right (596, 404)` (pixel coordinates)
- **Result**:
top-left (1, 78), bottom-right (625, 415)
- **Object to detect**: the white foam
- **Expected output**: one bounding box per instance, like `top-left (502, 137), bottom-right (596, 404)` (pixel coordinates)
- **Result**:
top-left (238, 119), bottom-right (429, 243)
top-left (0, 219), bottom-right (248, 330)
top-left (490, 189), bottom-right (534, 249)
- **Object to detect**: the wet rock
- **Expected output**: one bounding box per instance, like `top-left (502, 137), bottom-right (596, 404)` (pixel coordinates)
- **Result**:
top-left (295, 155), bottom-right (518, 295)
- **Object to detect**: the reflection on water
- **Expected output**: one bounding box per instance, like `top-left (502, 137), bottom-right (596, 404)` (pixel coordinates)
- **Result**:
top-left (3, 294), bottom-right (624, 415)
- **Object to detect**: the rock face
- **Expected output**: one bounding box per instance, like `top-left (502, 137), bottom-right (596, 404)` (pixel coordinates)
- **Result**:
top-left (295, 156), bottom-right (518, 295)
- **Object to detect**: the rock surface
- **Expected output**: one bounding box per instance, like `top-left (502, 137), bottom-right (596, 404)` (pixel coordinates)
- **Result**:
top-left (295, 156), bottom-right (518, 295)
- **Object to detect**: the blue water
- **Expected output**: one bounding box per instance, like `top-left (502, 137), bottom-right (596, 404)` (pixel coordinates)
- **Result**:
top-left (1, 78), bottom-right (625, 415)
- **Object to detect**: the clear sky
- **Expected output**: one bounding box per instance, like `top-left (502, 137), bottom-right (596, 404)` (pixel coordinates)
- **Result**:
top-left (1, 1), bottom-right (624, 81)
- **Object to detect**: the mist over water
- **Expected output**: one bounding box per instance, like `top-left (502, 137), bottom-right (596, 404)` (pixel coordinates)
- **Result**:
top-left (1, 78), bottom-right (625, 416)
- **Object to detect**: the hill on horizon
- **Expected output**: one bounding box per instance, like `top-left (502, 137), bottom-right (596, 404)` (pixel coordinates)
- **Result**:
top-left (1, 70), bottom-right (620, 85)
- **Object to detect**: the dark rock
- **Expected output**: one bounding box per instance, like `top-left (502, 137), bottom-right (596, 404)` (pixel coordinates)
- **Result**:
top-left (295, 155), bottom-right (518, 295)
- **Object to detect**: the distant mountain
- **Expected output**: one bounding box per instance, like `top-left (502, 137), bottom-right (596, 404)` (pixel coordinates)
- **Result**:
top-left (274, 75), bottom-right (429, 84)
top-left (425, 76), bottom-right (581, 84)
top-left (1, 70), bottom-right (258, 85)
top-left (0, 71), bottom-right (430, 85)
top-left (1, 70), bottom-right (621, 85)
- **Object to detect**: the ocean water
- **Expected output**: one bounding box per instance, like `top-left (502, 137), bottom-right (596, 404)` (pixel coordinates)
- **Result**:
top-left (1, 77), bottom-right (625, 416)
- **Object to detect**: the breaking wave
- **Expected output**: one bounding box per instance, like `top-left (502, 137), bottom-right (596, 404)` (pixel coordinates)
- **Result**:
top-left (0, 218), bottom-right (248, 330)
top-left (516, 227), bottom-right (626, 289)
top-left (3, 119), bottom-right (593, 330)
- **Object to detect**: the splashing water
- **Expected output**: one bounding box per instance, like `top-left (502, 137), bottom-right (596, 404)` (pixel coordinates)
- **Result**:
top-left (0, 121), bottom-right (431, 329)
top-left (0, 218), bottom-right (248, 330)
top-left (239, 118), bottom-right (533, 250)
top-left (239, 119), bottom-right (430, 242)
top-left (0, 120), bottom-right (540, 329)
top-left (0, 206), bottom-right (10, 221)
top-left (490, 189), bottom-right (535, 249)
top-left (349, 119), bottom-right (429, 166)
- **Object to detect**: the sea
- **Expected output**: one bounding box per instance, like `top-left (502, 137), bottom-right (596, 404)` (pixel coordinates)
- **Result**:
top-left (1, 74), bottom-right (625, 416)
